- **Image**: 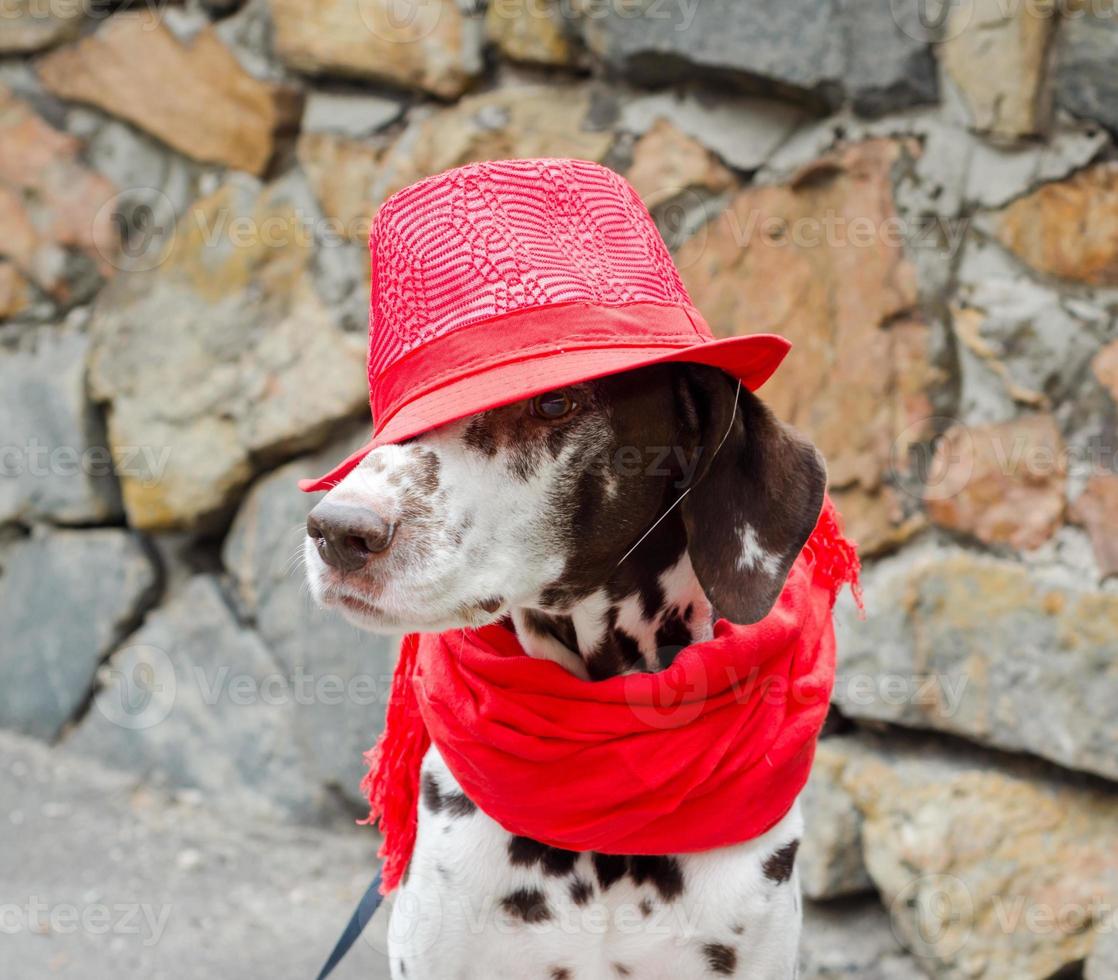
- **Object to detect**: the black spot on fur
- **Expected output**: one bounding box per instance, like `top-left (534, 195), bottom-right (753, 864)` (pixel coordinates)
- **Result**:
top-left (501, 888), bottom-right (552, 924)
top-left (509, 836), bottom-right (579, 877)
top-left (612, 965), bottom-right (632, 977)
top-left (549, 969), bottom-right (572, 980)
top-left (569, 877), bottom-right (593, 906)
top-left (702, 943), bottom-right (738, 975)
top-left (421, 772), bottom-right (443, 812)
top-left (592, 853), bottom-right (628, 891)
top-left (762, 840), bottom-right (800, 884)
top-left (443, 791), bottom-right (476, 817)
top-left (586, 627), bottom-right (644, 680)
top-left (639, 898), bottom-right (654, 918)
top-left (730, 922), bottom-right (745, 936)
top-left (630, 855), bottom-right (684, 901)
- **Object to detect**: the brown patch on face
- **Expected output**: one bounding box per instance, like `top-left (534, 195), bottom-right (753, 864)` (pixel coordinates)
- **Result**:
top-left (461, 387), bottom-right (590, 483)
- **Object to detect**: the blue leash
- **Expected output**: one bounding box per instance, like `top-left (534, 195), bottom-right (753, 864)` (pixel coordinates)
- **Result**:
top-left (314, 865), bottom-right (385, 980)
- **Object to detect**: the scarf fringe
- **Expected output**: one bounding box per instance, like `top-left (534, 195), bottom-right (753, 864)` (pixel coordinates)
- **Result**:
top-left (809, 498), bottom-right (864, 613)
top-left (359, 634), bottom-right (429, 894)
top-left (362, 498), bottom-right (861, 894)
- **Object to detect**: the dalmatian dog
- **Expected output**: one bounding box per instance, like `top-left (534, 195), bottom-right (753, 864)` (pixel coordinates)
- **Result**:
top-left (304, 363), bottom-right (827, 980)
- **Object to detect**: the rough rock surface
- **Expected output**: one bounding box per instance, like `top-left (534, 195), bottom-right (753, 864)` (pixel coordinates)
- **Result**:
top-left (1097, 339), bottom-right (1118, 401)
top-left (825, 733), bottom-right (1118, 980)
top-left (297, 131), bottom-right (387, 243)
top-left (371, 85), bottom-right (614, 205)
top-left (625, 118), bottom-right (734, 210)
top-left (68, 576), bottom-right (336, 823)
top-left (581, 0), bottom-right (937, 116)
top-left (1056, 7), bottom-right (1118, 137)
top-left (301, 89), bottom-right (404, 138)
top-left (835, 544), bottom-right (1118, 781)
top-left (924, 415), bottom-right (1067, 550)
top-left (940, 0), bottom-right (1058, 140)
top-left (800, 742), bottom-right (874, 900)
top-left (0, 84), bottom-right (118, 303)
top-left (0, 530), bottom-right (158, 741)
top-left (949, 270), bottom-right (1110, 425)
top-left (619, 91), bottom-right (806, 173)
top-left (679, 139), bottom-right (937, 550)
top-left (1070, 475), bottom-right (1118, 578)
top-left (0, 261), bottom-right (30, 318)
top-left (1, 730), bottom-right (391, 979)
top-left (223, 435), bottom-right (400, 809)
top-left (486, 0), bottom-right (577, 66)
top-left (87, 173), bottom-right (367, 531)
top-left (0, 0), bottom-right (82, 52)
top-left (996, 163), bottom-right (1118, 288)
top-left (1087, 927), bottom-right (1118, 980)
top-left (800, 897), bottom-right (927, 980)
top-left (37, 12), bottom-right (302, 175)
top-left (269, 0), bottom-right (484, 98)
top-left (0, 328), bottom-right (122, 525)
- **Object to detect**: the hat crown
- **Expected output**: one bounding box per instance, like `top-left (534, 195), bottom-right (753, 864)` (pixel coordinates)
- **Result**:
top-left (367, 158), bottom-right (693, 378)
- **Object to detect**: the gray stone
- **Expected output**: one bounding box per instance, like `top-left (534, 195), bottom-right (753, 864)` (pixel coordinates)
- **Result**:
top-left (1056, 9), bottom-right (1118, 137)
top-left (761, 109), bottom-right (1106, 218)
top-left (302, 89), bottom-right (404, 138)
top-left (581, 0), bottom-right (936, 116)
top-left (68, 575), bottom-right (340, 823)
top-left (823, 732), bottom-right (1118, 980)
top-left (619, 90), bottom-right (805, 172)
top-left (800, 742), bottom-right (874, 900)
top-left (800, 897), bottom-right (928, 980)
top-left (835, 542), bottom-right (1118, 782)
top-left (0, 529), bottom-right (158, 740)
top-left (87, 171), bottom-right (367, 532)
top-left (1087, 927), bottom-right (1118, 980)
top-left (951, 256), bottom-right (1111, 425)
top-left (0, 328), bottom-right (123, 526)
top-left (223, 433), bottom-right (399, 810)
top-left (85, 117), bottom-right (199, 221)
top-left (0, 729), bottom-right (391, 979)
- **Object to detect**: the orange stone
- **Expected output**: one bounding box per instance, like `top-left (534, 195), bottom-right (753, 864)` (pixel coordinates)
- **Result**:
top-left (997, 164), bottom-right (1118, 287)
top-left (924, 415), bottom-right (1067, 551)
top-left (626, 118), bottom-right (734, 210)
top-left (38, 12), bottom-right (302, 175)
top-left (678, 139), bottom-right (936, 495)
top-left (0, 85), bottom-right (117, 298)
top-left (1070, 475), bottom-right (1118, 579)
top-left (1094, 339), bottom-right (1118, 403)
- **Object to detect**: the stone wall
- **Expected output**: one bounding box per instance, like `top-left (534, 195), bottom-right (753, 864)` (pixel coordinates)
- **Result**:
top-left (2, 1), bottom-right (1117, 977)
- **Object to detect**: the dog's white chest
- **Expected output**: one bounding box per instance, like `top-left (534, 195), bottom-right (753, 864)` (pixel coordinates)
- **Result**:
top-left (386, 748), bottom-right (803, 979)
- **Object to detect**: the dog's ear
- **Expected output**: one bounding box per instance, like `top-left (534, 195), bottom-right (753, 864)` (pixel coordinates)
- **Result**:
top-left (675, 365), bottom-right (827, 624)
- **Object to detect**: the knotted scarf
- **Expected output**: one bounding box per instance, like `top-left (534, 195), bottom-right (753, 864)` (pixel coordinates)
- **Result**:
top-left (362, 497), bottom-right (860, 894)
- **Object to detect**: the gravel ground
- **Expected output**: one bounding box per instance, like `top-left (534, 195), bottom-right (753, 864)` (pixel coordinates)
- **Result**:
top-left (1, 731), bottom-right (392, 980)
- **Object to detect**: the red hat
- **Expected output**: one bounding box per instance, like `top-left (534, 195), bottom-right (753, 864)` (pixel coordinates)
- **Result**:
top-left (299, 158), bottom-right (789, 493)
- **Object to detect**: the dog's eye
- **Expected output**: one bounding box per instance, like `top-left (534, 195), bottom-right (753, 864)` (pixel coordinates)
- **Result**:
top-left (529, 391), bottom-right (577, 421)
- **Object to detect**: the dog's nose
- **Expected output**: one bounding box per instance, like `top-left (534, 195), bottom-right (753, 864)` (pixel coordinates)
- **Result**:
top-left (306, 501), bottom-right (395, 571)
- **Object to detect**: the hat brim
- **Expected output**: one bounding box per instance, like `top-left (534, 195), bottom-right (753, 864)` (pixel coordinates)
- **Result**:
top-left (298, 334), bottom-right (789, 492)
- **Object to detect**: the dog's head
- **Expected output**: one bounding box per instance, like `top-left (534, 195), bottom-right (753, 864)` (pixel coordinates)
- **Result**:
top-left (304, 364), bottom-right (825, 634)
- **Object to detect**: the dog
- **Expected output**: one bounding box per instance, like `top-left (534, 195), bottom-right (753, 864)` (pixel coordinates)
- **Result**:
top-left (305, 362), bottom-right (826, 979)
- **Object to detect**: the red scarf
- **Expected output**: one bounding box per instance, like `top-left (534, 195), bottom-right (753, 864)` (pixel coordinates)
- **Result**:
top-left (363, 498), bottom-right (860, 893)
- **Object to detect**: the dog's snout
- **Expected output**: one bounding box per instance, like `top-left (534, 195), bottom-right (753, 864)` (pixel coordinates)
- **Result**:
top-left (306, 501), bottom-right (395, 571)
